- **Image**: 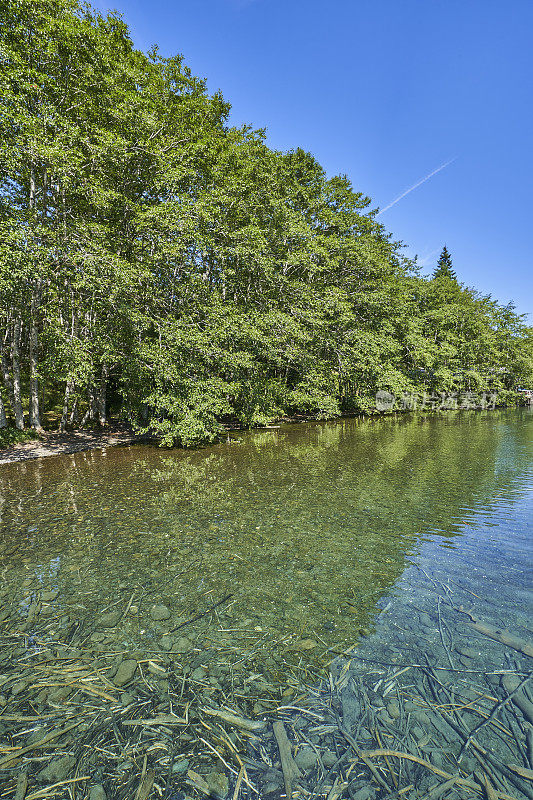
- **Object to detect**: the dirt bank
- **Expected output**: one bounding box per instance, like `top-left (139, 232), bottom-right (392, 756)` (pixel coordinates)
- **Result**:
top-left (0, 425), bottom-right (151, 465)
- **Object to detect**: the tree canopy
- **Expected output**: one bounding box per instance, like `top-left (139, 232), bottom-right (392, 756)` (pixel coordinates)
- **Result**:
top-left (1, 0), bottom-right (531, 445)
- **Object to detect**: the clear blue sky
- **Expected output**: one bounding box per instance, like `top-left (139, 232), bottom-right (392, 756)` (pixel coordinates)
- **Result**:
top-left (99, 0), bottom-right (532, 322)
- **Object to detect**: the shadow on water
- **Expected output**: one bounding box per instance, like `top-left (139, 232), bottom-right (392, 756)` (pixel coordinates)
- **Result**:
top-left (1, 409), bottom-right (531, 659)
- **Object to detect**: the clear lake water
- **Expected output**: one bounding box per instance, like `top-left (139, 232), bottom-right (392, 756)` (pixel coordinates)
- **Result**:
top-left (0, 409), bottom-right (531, 680)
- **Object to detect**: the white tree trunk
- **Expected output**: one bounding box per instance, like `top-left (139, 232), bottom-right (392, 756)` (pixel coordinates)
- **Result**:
top-left (80, 385), bottom-right (97, 427)
top-left (11, 320), bottom-right (24, 430)
top-left (60, 379), bottom-right (73, 432)
top-left (69, 397), bottom-right (79, 427)
top-left (0, 340), bottom-right (15, 420)
top-left (97, 363), bottom-right (109, 426)
top-left (29, 284), bottom-right (43, 431)
top-left (0, 391), bottom-right (7, 428)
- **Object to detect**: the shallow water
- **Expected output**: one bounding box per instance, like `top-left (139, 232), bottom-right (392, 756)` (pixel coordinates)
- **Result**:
top-left (0, 410), bottom-right (532, 666)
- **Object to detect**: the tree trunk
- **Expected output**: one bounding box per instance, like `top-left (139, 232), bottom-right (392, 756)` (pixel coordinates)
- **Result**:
top-left (97, 363), bottom-right (109, 426)
top-left (69, 397), bottom-right (79, 427)
top-left (29, 163), bottom-right (36, 211)
top-left (60, 307), bottom-right (80, 431)
top-left (0, 390), bottom-right (7, 428)
top-left (11, 319), bottom-right (24, 429)
top-left (0, 338), bottom-right (15, 419)
top-left (60, 379), bottom-right (73, 432)
top-left (80, 384), bottom-right (97, 427)
top-left (29, 283), bottom-right (43, 431)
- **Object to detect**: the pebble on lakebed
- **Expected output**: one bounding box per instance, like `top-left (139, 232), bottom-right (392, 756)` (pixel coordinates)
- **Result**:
top-left (88, 786), bottom-right (107, 800)
top-left (150, 603), bottom-right (171, 621)
top-left (113, 659), bottom-right (138, 686)
top-left (97, 610), bottom-right (122, 627)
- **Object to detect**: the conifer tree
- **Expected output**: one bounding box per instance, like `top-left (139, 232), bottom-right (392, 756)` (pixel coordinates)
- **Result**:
top-left (433, 246), bottom-right (457, 279)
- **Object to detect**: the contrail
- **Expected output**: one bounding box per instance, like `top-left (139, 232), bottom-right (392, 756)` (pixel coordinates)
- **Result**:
top-left (376, 158), bottom-right (456, 216)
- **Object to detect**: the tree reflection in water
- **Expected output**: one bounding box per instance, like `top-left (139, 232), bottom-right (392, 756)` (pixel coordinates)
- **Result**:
top-left (0, 410), bottom-right (531, 662)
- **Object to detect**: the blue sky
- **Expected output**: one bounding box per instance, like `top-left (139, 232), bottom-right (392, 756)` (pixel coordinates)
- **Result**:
top-left (99, 0), bottom-right (532, 322)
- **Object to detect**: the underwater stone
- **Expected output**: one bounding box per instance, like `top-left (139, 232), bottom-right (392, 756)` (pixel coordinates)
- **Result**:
top-left (38, 755), bottom-right (76, 782)
top-left (207, 771), bottom-right (229, 798)
top-left (113, 660), bottom-right (137, 686)
top-left (150, 604), bottom-right (171, 621)
top-left (295, 746), bottom-right (318, 770)
top-left (172, 636), bottom-right (193, 653)
top-left (98, 610), bottom-right (121, 628)
top-left (89, 786), bottom-right (107, 800)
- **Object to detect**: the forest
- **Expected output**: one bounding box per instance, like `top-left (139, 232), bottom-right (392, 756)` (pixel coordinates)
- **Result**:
top-left (1, 0), bottom-right (532, 446)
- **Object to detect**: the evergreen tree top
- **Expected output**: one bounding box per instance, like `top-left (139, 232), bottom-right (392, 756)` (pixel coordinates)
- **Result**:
top-left (433, 245), bottom-right (457, 280)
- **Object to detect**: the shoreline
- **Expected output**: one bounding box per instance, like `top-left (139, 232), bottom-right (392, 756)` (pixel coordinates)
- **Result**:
top-left (0, 425), bottom-right (151, 465)
top-left (0, 405), bottom-right (523, 465)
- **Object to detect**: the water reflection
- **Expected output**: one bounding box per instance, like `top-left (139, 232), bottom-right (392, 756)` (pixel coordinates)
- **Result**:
top-left (0, 410), bottom-right (531, 655)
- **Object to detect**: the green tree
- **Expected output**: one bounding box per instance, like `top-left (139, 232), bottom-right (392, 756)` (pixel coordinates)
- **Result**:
top-left (433, 245), bottom-right (457, 280)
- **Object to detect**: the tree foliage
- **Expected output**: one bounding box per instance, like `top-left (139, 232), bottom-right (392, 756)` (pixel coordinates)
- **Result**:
top-left (433, 245), bottom-right (457, 280)
top-left (0, 0), bottom-right (531, 443)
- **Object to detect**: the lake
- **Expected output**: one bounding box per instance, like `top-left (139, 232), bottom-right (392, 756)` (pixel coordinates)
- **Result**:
top-left (1, 409), bottom-right (531, 667)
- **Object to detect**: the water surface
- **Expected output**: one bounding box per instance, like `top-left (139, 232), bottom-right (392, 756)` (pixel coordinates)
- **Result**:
top-left (1, 410), bottom-right (531, 667)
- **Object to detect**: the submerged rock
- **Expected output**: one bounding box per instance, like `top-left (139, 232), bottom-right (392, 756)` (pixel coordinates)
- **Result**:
top-left (150, 604), bottom-right (171, 621)
top-left (89, 786), bottom-right (107, 800)
top-left (294, 746), bottom-right (318, 770)
top-left (38, 755), bottom-right (76, 782)
top-left (172, 636), bottom-right (193, 653)
top-left (207, 771), bottom-right (229, 798)
top-left (386, 700), bottom-right (400, 719)
top-left (98, 610), bottom-right (121, 628)
top-left (113, 659), bottom-right (138, 686)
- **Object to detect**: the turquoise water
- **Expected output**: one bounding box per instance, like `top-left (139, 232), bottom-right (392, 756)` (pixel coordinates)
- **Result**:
top-left (0, 410), bottom-right (531, 671)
